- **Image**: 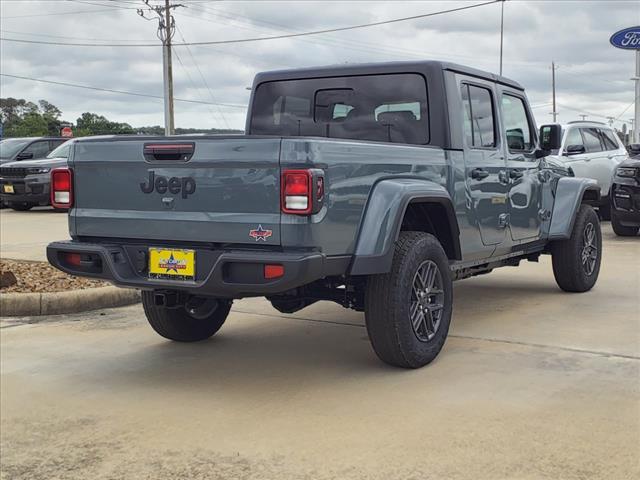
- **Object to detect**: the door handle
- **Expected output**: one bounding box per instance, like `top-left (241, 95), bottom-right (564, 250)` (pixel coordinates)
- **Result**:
top-left (471, 168), bottom-right (489, 180)
top-left (509, 169), bottom-right (524, 179)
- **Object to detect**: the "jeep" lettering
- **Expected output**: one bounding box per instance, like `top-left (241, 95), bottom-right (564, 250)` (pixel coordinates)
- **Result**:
top-left (140, 171), bottom-right (196, 199)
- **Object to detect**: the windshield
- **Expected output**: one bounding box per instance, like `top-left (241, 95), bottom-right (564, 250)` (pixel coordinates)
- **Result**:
top-left (47, 141), bottom-right (71, 159)
top-left (0, 139), bottom-right (30, 159)
top-left (250, 73), bottom-right (429, 145)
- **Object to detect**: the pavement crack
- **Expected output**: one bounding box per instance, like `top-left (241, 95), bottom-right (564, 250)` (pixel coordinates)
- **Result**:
top-left (232, 308), bottom-right (640, 361)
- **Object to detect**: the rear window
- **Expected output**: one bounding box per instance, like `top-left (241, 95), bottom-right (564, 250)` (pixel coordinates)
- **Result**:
top-left (250, 74), bottom-right (429, 145)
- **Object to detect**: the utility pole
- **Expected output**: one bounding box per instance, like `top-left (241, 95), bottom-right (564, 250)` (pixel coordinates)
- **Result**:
top-left (606, 116), bottom-right (615, 127)
top-left (499, 0), bottom-right (505, 76)
top-left (550, 61), bottom-right (559, 123)
top-left (579, 114), bottom-right (588, 121)
top-left (138, 0), bottom-right (184, 135)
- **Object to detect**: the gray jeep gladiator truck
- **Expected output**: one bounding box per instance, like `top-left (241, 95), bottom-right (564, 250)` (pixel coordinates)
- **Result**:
top-left (47, 61), bottom-right (602, 368)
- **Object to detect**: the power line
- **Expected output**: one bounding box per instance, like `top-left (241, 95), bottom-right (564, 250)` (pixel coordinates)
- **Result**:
top-left (2, 4), bottom-right (137, 18)
top-left (0, 73), bottom-right (247, 108)
top-left (174, 24), bottom-right (230, 129)
top-left (0, 0), bottom-right (499, 47)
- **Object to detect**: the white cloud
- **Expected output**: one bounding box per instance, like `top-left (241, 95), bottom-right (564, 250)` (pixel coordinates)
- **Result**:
top-left (1, 0), bottom-right (638, 131)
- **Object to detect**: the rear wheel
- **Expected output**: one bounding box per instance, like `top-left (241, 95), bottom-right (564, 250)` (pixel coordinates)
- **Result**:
top-left (365, 232), bottom-right (453, 369)
top-left (551, 205), bottom-right (602, 292)
top-left (611, 211), bottom-right (639, 236)
top-left (141, 291), bottom-right (232, 342)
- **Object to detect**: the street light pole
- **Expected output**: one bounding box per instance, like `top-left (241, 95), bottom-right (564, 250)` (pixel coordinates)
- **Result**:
top-left (499, 0), bottom-right (505, 76)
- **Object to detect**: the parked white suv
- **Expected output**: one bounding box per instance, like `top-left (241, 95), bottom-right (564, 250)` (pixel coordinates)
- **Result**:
top-left (556, 121), bottom-right (629, 219)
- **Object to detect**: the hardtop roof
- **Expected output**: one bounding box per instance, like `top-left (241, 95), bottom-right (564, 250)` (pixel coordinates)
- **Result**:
top-left (252, 60), bottom-right (524, 91)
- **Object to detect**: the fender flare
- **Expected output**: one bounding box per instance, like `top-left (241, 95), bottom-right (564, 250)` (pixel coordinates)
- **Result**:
top-left (548, 177), bottom-right (600, 240)
top-left (349, 178), bottom-right (460, 276)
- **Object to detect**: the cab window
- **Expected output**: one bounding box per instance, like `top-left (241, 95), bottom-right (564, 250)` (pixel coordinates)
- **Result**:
top-left (564, 128), bottom-right (584, 151)
top-left (461, 84), bottom-right (496, 148)
top-left (251, 73), bottom-right (429, 145)
top-left (501, 94), bottom-right (533, 151)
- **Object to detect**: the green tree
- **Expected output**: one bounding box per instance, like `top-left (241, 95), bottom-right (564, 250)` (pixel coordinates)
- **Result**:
top-left (38, 99), bottom-right (62, 136)
top-left (75, 112), bottom-right (134, 136)
top-left (9, 112), bottom-right (48, 137)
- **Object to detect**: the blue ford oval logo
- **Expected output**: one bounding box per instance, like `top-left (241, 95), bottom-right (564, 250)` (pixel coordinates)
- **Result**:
top-left (610, 26), bottom-right (640, 50)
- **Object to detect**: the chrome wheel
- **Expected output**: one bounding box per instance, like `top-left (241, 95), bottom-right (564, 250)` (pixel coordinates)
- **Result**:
top-left (581, 222), bottom-right (598, 276)
top-left (410, 260), bottom-right (445, 342)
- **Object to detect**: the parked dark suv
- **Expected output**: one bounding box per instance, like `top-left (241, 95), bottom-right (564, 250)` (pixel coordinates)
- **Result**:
top-left (610, 153), bottom-right (640, 236)
top-left (0, 140), bottom-right (72, 211)
top-left (0, 137), bottom-right (67, 165)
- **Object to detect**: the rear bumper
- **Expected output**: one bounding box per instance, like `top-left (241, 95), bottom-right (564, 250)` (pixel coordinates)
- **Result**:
top-left (0, 176), bottom-right (50, 205)
top-left (47, 241), bottom-right (349, 298)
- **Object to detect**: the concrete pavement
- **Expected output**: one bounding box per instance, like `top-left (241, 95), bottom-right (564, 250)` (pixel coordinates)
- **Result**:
top-left (0, 208), bottom-right (69, 261)
top-left (1, 226), bottom-right (639, 479)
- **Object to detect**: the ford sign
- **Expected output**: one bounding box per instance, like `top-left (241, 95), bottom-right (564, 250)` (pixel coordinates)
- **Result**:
top-left (610, 26), bottom-right (640, 49)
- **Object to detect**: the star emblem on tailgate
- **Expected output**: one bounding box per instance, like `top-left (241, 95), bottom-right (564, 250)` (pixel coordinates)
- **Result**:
top-left (249, 225), bottom-right (273, 241)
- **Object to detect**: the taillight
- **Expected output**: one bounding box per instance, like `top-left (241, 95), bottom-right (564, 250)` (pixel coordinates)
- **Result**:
top-left (51, 168), bottom-right (73, 209)
top-left (282, 169), bottom-right (312, 214)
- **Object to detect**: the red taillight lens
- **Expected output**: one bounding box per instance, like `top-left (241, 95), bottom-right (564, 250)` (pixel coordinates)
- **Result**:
top-left (282, 169), bottom-right (312, 214)
top-left (51, 168), bottom-right (73, 209)
top-left (64, 253), bottom-right (82, 266)
top-left (264, 264), bottom-right (285, 279)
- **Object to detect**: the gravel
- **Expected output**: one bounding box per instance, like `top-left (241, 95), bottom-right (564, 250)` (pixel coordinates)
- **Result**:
top-left (0, 259), bottom-right (108, 293)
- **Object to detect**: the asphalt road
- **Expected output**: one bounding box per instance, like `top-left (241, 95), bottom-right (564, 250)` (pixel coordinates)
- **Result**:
top-left (1, 217), bottom-right (639, 479)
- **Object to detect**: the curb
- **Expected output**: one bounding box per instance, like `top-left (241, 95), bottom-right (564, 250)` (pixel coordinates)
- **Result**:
top-left (0, 286), bottom-right (141, 317)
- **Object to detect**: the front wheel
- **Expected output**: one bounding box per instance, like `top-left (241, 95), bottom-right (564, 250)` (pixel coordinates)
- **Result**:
top-left (142, 291), bottom-right (232, 342)
top-left (551, 205), bottom-right (602, 292)
top-left (365, 232), bottom-right (453, 369)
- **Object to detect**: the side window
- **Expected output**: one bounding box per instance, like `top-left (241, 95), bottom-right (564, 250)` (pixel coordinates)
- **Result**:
top-left (21, 141), bottom-right (50, 159)
top-left (600, 129), bottom-right (620, 151)
top-left (581, 128), bottom-right (603, 153)
top-left (49, 140), bottom-right (65, 152)
top-left (461, 84), bottom-right (496, 148)
top-left (501, 94), bottom-right (533, 152)
top-left (564, 128), bottom-right (583, 151)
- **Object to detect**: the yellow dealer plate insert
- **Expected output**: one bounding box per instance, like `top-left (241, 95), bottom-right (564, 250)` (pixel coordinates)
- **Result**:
top-left (149, 248), bottom-right (195, 281)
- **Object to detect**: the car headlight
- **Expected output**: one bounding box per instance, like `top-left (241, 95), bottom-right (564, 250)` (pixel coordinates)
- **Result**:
top-left (616, 167), bottom-right (637, 178)
top-left (26, 167), bottom-right (50, 174)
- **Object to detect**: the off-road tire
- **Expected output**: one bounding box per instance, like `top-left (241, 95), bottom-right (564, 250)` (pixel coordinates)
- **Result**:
top-left (611, 211), bottom-right (639, 237)
top-left (10, 203), bottom-right (33, 211)
top-left (551, 204), bottom-right (602, 292)
top-left (365, 232), bottom-right (453, 369)
top-left (142, 291), bottom-right (232, 342)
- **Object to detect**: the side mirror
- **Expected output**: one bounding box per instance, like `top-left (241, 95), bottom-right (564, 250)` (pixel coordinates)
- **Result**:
top-left (16, 152), bottom-right (34, 160)
top-left (539, 124), bottom-right (562, 151)
top-left (565, 144), bottom-right (586, 156)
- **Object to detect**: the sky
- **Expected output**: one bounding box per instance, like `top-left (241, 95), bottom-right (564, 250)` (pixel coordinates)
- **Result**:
top-left (1, 0), bottom-right (639, 131)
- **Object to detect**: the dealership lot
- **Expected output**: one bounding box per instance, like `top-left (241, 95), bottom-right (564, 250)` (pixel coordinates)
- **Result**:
top-left (1, 210), bottom-right (638, 479)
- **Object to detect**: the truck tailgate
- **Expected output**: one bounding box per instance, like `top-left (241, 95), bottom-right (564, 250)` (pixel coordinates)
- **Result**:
top-left (70, 137), bottom-right (281, 245)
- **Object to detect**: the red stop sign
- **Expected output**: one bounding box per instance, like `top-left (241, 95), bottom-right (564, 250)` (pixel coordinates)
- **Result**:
top-left (61, 126), bottom-right (73, 138)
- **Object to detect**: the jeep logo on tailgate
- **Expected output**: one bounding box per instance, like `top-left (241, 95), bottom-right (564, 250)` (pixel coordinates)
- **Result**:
top-left (140, 171), bottom-right (196, 199)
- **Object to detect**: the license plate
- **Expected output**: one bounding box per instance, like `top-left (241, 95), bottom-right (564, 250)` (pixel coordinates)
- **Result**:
top-left (3, 184), bottom-right (14, 194)
top-left (148, 248), bottom-right (195, 281)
